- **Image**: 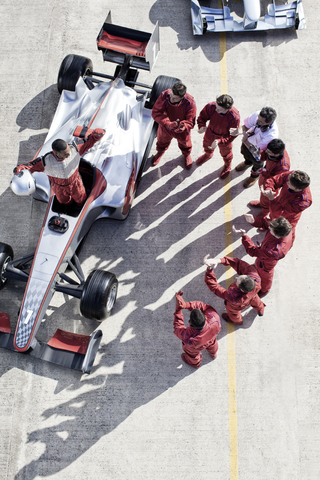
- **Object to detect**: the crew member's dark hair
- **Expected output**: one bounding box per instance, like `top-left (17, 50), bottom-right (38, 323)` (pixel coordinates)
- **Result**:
top-left (289, 170), bottom-right (310, 190)
top-left (238, 276), bottom-right (255, 293)
top-left (172, 82), bottom-right (187, 98)
top-left (260, 107), bottom-right (277, 124)
top-left (269, 217), bottom-right (292, 238)
top-left (216, 94), bottom-right (234, 110)
top-left (190, 309), bottom-right (206, 330)
top-left (267, 139), bottom-right (285, 154)
top-left (52, 139), bottom-right (68, 152)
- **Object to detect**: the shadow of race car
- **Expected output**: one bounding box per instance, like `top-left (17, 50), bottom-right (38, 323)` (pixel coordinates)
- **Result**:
top-left (0, 11), bottom-right (179, 373)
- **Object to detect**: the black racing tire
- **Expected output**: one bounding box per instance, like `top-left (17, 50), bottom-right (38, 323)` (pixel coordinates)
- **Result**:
top-left (57, 54), bottom-right (93, 94)
top-left (136, 121), bottom-right (158, 186)
top-left (147, 75), bottom-right (181, 109)
top-left (80, 270), bottom-right (118, 321)
top-left (0, 242), bottom-right (13, 290)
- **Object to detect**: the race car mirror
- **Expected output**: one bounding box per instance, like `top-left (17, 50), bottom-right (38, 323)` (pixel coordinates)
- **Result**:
top-left (48, 216), bottom-right (69, 234)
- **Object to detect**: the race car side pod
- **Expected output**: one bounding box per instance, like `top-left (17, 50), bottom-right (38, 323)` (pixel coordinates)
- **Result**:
top-left (0, 312), bottom-right (102, 374)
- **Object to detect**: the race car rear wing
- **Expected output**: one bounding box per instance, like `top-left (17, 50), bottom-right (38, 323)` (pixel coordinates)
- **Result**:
top-left (97, 11), bottom-right (159, 72)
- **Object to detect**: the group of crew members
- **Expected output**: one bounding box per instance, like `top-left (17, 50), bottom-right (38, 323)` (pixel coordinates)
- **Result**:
top-left (151, 82), bottom-right (312, 368)
top-left (13, 82), bottom-right (313, 370)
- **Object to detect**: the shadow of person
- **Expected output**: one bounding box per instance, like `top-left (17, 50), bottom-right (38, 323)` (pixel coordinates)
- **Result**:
top-left (16, 133), bottom-right (48, 165)
top-left (12, 265), bottom-right (196, 479)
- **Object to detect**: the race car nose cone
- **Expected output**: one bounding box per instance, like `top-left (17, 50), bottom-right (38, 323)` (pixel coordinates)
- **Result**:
top-left (243, 0), bottom-right (261, 22)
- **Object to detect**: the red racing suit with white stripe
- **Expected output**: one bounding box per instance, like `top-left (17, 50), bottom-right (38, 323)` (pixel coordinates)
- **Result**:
top-left (16, 130), bottom-right (104, 204)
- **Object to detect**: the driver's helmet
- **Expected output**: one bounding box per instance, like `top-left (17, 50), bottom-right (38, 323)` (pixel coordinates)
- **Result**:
top-left (10, 170), bottom-right (36, 196)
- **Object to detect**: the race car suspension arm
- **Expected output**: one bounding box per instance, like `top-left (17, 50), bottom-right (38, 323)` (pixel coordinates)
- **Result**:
top-left (4, 253), bottom-right (34, 283)
top-left (54, 254), bottom-right (85, 299)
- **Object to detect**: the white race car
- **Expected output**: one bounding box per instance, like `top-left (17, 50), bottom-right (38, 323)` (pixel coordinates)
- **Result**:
top-left (191, 0), bottom-right (306, 34)
top-left (0, 12), bottom-right (179, 373)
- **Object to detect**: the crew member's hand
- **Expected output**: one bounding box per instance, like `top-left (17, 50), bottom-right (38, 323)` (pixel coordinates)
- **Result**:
top-left (208, 139), bottom-right (219, 151)
top-left (244, 213), bottom-right (254, 224)
top-left (203, 254), bottom-right (221, 269)
top-left (175, 121), bottom-right (186, 132)
top-left (198, 126), bottom-right (207, 134)
top-left (232, 225), bottom-right (246, 236)
top-left (260, 186), bottom-right (275, 200)
top-left (175, 290), bottom-right (188, 310)
top-left (13, 165), bottom-right (25, 175)
top-left (92, 128), bottom-right (105, 138)
top-left (230, 126), bottom-right (241, 136)
top-left (167, 121), bottom-right (179, 130)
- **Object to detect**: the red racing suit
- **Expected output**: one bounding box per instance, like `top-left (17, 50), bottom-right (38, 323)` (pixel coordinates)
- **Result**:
top-left (197, 102), bottom-right (240, 168)
top-left (174, 301), bottom-right (221, 367)
top-left (241, 230), bottom-right (293, 294)
top-left (205, 257), bottom-right (265, 324)
top-left (257, 149), bottom-right (291, 217)
top-left (255, 170), bottom-right (312, 239)
top-left (15, 130), bottom-right (104, 205)
top-left (152, 89), bottom-right (196, 157)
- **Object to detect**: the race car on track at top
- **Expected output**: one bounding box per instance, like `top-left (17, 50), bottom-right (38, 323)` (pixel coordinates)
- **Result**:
top-left (0, 12), bottom-right (180, 373)
top-left (191, 0), bottom-right (306, 34)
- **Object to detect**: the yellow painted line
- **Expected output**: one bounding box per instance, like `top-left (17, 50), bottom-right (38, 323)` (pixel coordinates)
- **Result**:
top-left (219, 32), bottom-right (239, 480)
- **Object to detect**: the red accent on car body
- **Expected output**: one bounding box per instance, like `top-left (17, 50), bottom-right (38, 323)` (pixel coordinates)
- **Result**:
top-left (0, 312), bottom-right (11, 334)
top-left (47, 329), bottom-right (90, 354)
top-left (97, 32), bottom-right (147, 57)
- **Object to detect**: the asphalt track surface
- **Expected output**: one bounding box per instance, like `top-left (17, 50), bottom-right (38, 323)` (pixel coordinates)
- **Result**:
top-left (0, 1), bottom-right (318, 479)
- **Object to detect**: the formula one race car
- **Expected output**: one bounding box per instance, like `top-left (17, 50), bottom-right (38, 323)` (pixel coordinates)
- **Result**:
top-left (0, 12), bottom-right (179, 373)
top-left (191, 0), bottom-right (306, 34)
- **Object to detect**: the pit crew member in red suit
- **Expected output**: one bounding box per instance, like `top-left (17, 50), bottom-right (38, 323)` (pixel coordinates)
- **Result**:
top-left (173, 290), bottom-right (221, 368)
top-left (151, 82), bottom-right (196, 170)
top-left (246, 170), bottom-right (312, 241)
top-left (233, 217), bottom-right (293, 297)
top-left (196, 94), bottom-right (240, 179)
top-left (14, 129), bottom-right (105, 205)
top-left (230, 107), bottom-right (278, 188)
top-left (203, 255), bottom-right (265, 325)
top-left (249, 139), bottom-right (291, 218)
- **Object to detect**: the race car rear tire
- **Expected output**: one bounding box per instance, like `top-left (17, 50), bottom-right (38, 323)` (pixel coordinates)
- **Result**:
top-left (0, 242), bottom-right (13, 290)
top-left (57, 54), bottom-right (93, 94)
top-left (80, 270), bottom-right (118, 321)
top-left (147, 75), bottom-right (181, 108)
top-left (136, 121), bottom-right (158, 186)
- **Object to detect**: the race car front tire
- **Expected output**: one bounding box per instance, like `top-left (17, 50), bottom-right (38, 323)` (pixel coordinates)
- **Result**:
top-left (0, 242), bottom-right (13, 290)
top-left (80, 270), bottom-right (118, 321)
top-left (148, 75), bottom-right (181, 108)
top-left (57, 54), bottom-right (93, 94)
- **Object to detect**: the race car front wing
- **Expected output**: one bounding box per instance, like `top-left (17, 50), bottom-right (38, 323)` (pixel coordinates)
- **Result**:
top-left (0, 311), bottom-right (102, 374)
top-left (191, 0), bottom-right (306, 34)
